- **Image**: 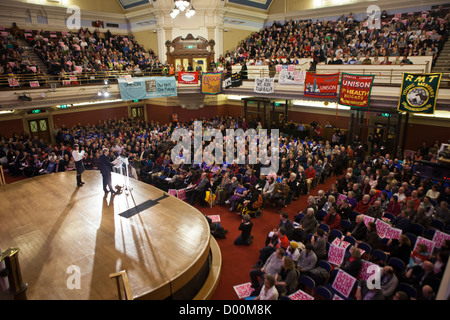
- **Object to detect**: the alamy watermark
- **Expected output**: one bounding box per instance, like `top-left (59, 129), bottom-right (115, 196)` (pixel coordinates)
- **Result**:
top-left (366, 264), bottom-right (382, 290)
top-left (66, 265), bottom-right (81, 290)
top-left (171, 121), bottom-right (279, 175)
top-left (66, 5), bottom-right (81, 30)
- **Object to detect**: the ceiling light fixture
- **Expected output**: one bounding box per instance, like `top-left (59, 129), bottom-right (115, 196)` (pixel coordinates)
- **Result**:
top-left (170, 0), bottom-right (195, 18)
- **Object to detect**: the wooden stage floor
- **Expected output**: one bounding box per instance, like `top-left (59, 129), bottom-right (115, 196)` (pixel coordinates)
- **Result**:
top-left (0, 170), bottom-right (211, 300)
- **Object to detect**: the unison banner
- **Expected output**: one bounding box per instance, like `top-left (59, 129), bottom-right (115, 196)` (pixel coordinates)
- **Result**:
top-left (201, 73), bottom-right (223, 95)
top-left (254, 77), bottom-right (274, 94)
top-left (338, 73), bottom-right (375, 109)
top-left (278, 70), bottom-right (305, 85)
top-left (304, 72), bottom-right (339, 98)
top-left (118, 76), bottom-right (177, 101)
top-left (397, 73), bottom-right (442, 114)
top-left (178, 71), bottom-right (198, 84)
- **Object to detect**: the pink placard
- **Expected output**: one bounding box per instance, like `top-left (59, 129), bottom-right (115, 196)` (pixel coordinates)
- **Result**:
top-left (74, 66), bottom-right (82, 73)
top-left (8, 78), bottom-right (19, 87)
top-left (207, 215), bottom-right (221, 223)
top-left (328, 244), bottom-right (346, 266)
top-left (384, 226), bottom-right (402, 240)
top-left (414, 236), bottom-right (435, 255)
top-left (336, 193), bottom-right (347, 206)
top-left (29, 81), bottom-right (40, 87)
top-left (362, 215), bottom-right (375, 227)
top-left (332, 237), bottom-right (351, 250)
top-left (233, 282), bottom-right (255, 299)
top-left (289, 289), bottom-right (314, 300)
top-left (1, 31), bottom-right (7, 36)
top-left (288, 65), bottom-right (294, 71)
top-left (332, 269), bottom-right (357, 298)
top-left (176, 188), bottom-right (187, 200)
top-left (168, 189), bottom-right (177, 196)
top-left (432, 231), bottom-right (450, 249)
top-left (276, 65), bottom-right (282, 72)
top-left (30, 66), bottom-right (36, 73)
top-left (375, 219), bottom-right (390, 238)
top-left (358, 260), bottom-right (379, 281)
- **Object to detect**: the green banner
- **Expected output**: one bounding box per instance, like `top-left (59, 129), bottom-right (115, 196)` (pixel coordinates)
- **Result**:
top-left (398, 73), bottom-right (442, 114)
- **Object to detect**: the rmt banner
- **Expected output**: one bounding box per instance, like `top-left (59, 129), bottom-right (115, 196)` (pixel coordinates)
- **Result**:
top-left (398, 73), bottom-right (442, 114)
top-left (338, 73), bottom-right (375, 109)
top-left (254, 77), bottom-right (274, 94)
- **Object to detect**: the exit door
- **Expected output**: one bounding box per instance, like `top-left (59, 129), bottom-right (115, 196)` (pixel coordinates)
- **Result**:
top-left (28, 118), bottom-right (51, 143)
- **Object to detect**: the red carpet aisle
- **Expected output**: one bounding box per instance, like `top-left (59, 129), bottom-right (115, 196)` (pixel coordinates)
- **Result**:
top-left (195, 177), bottom-right (337, 300)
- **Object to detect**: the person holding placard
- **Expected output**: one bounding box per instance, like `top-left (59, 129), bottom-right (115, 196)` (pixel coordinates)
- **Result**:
top-left (253, 275), bottom-right (278, 301)
top-left (340, 246), bottom-right (363, 279)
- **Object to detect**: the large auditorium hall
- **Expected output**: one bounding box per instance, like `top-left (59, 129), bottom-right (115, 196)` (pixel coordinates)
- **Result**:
top-left (0, 0), bottom-right (450, 308)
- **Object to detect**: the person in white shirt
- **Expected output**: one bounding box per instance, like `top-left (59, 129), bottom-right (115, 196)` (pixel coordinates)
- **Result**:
top-left (72, 144), bottom-right (86, 187)
top-left (254, 275), bottom-right (279, 300)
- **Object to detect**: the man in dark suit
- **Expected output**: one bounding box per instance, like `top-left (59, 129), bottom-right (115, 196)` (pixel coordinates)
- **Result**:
top-left (99, 148), bottom-right (116, 195)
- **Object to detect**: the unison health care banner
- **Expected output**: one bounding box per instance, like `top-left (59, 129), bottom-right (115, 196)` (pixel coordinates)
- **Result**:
top-left (338, 73), bottom-right (375, 109)
top-left (118, 76), bottom-right (177, 101)
top-left (397, 73), bottom-right (442, 114)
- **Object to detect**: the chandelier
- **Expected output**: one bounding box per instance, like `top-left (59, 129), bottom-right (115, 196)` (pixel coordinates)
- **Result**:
top-left (170, 0), bottom-right (196, 18)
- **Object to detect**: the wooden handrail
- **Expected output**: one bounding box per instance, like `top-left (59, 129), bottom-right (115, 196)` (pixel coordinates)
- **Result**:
top-left (0, 165), bottom-right (5, 185)
top-left (109, 270), bottom-right (133, 300)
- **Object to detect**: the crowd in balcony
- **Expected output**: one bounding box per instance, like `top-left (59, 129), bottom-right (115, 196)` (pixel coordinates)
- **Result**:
top-left (224, 6), bottom-right (448, 69)
top-left (0, 23), bottom-right (44, 79)
top-left (0, 22), bottom-right (162, 85)
top-left (28, 27), bottom-right (161, 76)
top-left (1, 115), bottom-right (449, 300)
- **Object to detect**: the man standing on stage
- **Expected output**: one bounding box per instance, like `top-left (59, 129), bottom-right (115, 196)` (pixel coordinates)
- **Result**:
top-left (72, 144), bottom-right (85, 187)
top-left (99, 148), bottom-right (116, 195)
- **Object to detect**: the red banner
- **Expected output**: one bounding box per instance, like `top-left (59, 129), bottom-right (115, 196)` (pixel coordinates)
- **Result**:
top-left (338, 73), bottom-right (375, 109)
top-left (304, 72), bottom-right (339, 98)
top-left (178, 71), bottom-right (199, 84)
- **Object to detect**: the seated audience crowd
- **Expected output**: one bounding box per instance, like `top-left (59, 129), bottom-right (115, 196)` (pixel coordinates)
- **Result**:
top-left (223, 7), bottom-right (448, 71)
top-left (1, 115), bottom-right (449, 301)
